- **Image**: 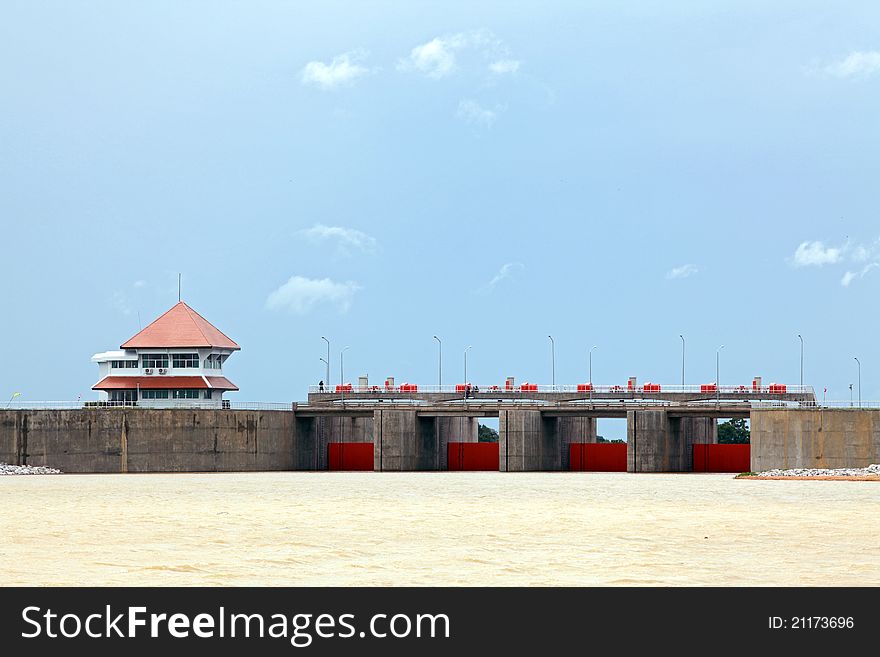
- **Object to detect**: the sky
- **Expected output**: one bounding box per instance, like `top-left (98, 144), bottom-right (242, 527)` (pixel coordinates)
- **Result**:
top-left (1, 1), bottom-right (879, 412)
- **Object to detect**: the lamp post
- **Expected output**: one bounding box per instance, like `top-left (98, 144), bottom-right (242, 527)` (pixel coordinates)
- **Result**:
top-left (319, 358), bottom-right (329, 391)
top-left (464, 345), bottom-right (472, 383)
top-left (716, 345), bottom-right (725, 401)
top-left (548, 335), bottom-right (555, 389)
top-left (340, 346), bottom-right (350, 387)
top-left (433, 336), bottom-right (442, 387)
top-left (321, 336), bottom-right (330, 387)
top-left (679, 334), bottom-right (685, 387)
top-left (798, 334), bottom-right (804, 388)
top-left (854, 357), bottom-right (861, 408)
top-left (589, 345), bottom-right (597, 400)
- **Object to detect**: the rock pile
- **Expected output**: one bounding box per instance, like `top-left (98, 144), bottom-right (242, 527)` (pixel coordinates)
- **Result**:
top-left (0, 463), bottom-right (62, 475)
top-left (756, 464), bottom-right (880, 478)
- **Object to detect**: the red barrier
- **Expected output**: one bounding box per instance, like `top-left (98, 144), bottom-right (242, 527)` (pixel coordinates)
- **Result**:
top-left (447, 442), bottom-right (499, 471)
top-left (570, 443), bottom-right (627, 472)
top-left (328, 443), bottom-right (374, 471)
top-left (577, 383), bottom-right (593, 392)
top-left (692, 444), bottom-right (750, 472)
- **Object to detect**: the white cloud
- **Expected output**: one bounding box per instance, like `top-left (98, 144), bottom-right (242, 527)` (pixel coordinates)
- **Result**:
top-left (398, 34), bottom-right (467, 78)
top-left (398, 30), bottom-right (517, 79)
top-left (266, 276), bottom-right (361, 315)
top-left (489, 59), bottom-right (520, 75)
top-left (824, 51), bottom-right (880, 79)
top-left (841, 262), bottom-right (879, 287)
top-left (791, 241), bottom-right (843, 267)
top-left (479, 262), bottom-right (524, 293)
top-left (666, 264), bottom-right (698, 280)
top-left (456, 99), bottom-right (502, 128)
top-left (299, 224), bottom-right (377, 255)
top-left (133, 280), bottom-right (146, 288)
top-left (301, 51), bottom-right (370, 89)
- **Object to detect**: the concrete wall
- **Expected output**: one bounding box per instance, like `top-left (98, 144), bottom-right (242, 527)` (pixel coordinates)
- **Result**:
top-left (0, 409), bottom-right (296, 473)
top-left (373, 410), bottom-right (440, 471)
top-left (627, 411), bottom-right (717, 472)
top-left (751, 409), bottom-right (880, 471)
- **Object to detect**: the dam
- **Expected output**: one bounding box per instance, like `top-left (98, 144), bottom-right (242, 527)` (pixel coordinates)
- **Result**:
top-left (2, 382), bottom-right (878, 474)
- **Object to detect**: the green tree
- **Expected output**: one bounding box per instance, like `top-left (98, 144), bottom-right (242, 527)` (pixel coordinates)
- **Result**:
top-left (478, 424), bottom-right (499, 442)
top-left (717, 418), bottom-right (750, 444)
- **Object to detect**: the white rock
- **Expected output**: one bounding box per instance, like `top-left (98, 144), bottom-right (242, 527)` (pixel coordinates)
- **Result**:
top-left (0, 463), bottom-right (62, 475)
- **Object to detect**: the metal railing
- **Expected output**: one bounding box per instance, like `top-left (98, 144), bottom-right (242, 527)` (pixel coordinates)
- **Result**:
top-left (752, 400), bottom-right (880, 409)
top-left (309, 383), bottom-right (815, 395)
top-left (2, 401), bottom-right (294, 411)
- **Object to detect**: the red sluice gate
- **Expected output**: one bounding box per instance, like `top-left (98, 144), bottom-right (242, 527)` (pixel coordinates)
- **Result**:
top-left (447, 442), bottom-right (499, 471)
top-left (692, 444), bottom-right (750, 472)
top-left (327, 443), bottom-right (374, 471)
top-left (569, 443), bottom-right (627, 472)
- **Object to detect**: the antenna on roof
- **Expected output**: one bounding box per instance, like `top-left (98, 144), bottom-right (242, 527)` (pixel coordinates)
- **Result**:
top-left (178, 273), bottom-right (181, 302)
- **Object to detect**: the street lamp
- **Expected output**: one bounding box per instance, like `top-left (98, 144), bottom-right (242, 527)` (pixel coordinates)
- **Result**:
top-left (589, 345), bottom-right (597, 401)
top-left (321, 336), bottom-right (330, 387)
top-left (464, 345), bottom-right (472, 383)
top-left (340, 346), bottom-right (350, 387)
top-left (548, 335), bottom-right (555, 389)
top-left (797, 334), bottom-right (804, 388)
top-left (716, 345), bottom-right (725, 401)
top-left (319, 358), bottom-right (329, 391)
top-left (679, 335), bottom-right (685, 387)
top-left (433, 336), bottom-right (442, 387)
top-left (854, 357), bottom-right (861, 408)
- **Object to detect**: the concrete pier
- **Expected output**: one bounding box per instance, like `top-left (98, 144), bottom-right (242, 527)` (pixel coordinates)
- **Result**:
top-left (497, 411), bottom-right (595, 471)
top-left (627, 410), bottom-right (717, 472)
top-left (373, 410), bottom-right (440, 471)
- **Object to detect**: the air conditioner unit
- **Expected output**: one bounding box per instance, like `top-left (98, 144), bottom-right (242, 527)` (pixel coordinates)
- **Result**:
top-left (144, 368), bottom-right (154, 375)
top-left (158, 368), bottom-right (168, 375)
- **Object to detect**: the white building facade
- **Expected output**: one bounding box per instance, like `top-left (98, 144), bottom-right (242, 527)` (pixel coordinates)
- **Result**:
top-left (92, 301), bottom-right (239, 407)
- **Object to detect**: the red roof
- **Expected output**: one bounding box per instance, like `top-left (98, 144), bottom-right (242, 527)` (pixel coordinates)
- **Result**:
top-left (93, 376), bottom-right (239, 391)
top-left (205, 376), bottom-right (239, 391)
top-left (120, 301), bottom-right (239, 350)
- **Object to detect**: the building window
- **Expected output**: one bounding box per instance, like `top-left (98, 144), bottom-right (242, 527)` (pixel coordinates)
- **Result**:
top-left (205, 354), bottom-right (222, 370)
top-left (203, 390), bottom-right (212, 399)
top-left (172, 353), bottom-right (199, 368)
top-left (141, 390), bottom-right (169, 399)
top-left (172, 389), bottom-right (201, 399)
top-left (109, 390), bottom-right (137, 402)
top-left (110, 360), bottom-right (138, 369)
top-left (142, 354), bottom-right (169, 369)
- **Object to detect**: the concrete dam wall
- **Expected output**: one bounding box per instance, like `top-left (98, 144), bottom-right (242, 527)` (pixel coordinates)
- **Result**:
top-left (3, 407), bottom-right (878, 474)
top-left (0, 409), bottom-right (298, 473)
top-left (750, 409), bottom-right (880, 471)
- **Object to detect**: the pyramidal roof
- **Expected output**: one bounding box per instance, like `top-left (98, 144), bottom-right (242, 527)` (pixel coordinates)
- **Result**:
top-left (120, 301), bottom-right (240, 350)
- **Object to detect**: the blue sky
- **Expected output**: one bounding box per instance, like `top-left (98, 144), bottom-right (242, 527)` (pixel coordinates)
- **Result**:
top-left (1, 1), bottom-right (879, 407)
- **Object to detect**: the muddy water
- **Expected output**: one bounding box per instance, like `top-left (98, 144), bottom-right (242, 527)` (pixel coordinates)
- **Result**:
top-left (1, 472), bottom-right (877, 586)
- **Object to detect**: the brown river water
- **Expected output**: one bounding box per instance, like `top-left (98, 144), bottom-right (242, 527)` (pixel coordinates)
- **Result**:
top-left (1, 472), bottom-right (878, 586)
